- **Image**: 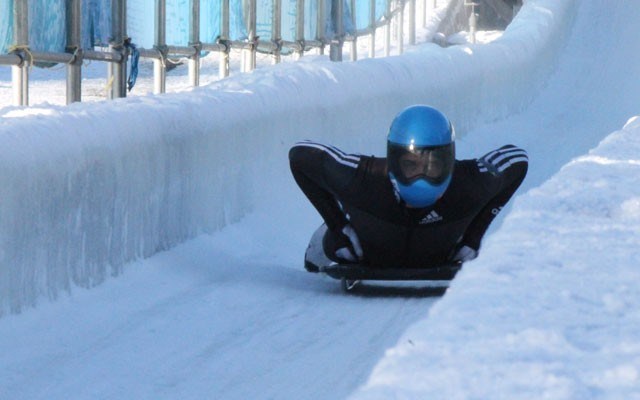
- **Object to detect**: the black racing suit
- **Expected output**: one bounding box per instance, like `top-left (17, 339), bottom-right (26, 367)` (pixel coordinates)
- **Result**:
top-left (289, 141), bottom-right (528, 268)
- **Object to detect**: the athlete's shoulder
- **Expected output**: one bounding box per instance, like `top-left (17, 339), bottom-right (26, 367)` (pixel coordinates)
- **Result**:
top-left (289, 140), bottom-right (362, 169)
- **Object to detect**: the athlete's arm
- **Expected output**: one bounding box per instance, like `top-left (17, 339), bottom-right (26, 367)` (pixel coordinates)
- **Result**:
top-left (289, 141), bottom-right (361, 231)
top-left (460, 145), bottom-right (528, 252)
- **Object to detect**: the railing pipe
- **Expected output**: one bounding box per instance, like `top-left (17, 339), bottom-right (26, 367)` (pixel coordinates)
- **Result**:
top-left (0, 54), bottom-right (22, 66)
top-left (121, 0), bottom-right (128, 95)
top-left (2, 49), bottom-right (125, 66)
top-left (219, 0), bottom-right (230, 78)
top-left (397, 0), bottom-right (404, 55)
top-left (108, 0), bottom-right (127, 99)
top-left (243, 0), bottom-right (257, 72)
top-left (316, 0), bottom-right (325, 55)
top-left (466, 1), bottom-right (479, 44)
top-left (330, 0), bottom-right (344, 61)
top-left (272, 0), bottom-right (282, 64)
top-left (295, 0), bottom-right (305, 59)
top-left (66, 0), bottom-right (82, 104)
top-left (85, 50), bottom-right (125, 63)
top-left (408, 0), bottom-right (416, 45)
top-left (154, 0), bottom-right (167, 94)
top-left (12, 0), bottom-right (29, 106)
top-left (384, 1), bottom-right (391, 56)
top-left (189, 0), bottom-right (201, 87)
top-left (201, 43), bottom-right (228, 53)
top-left (349, 0), bottom-right (356, 61)
top-left (369, 0), bottom-right (376, 58)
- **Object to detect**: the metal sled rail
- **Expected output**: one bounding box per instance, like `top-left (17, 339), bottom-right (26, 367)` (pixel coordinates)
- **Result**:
top-left (320, 263), bottom-right (462, 281)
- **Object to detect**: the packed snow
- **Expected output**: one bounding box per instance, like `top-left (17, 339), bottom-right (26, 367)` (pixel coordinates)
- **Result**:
top-left (1, 0), bottom-right (639, 399)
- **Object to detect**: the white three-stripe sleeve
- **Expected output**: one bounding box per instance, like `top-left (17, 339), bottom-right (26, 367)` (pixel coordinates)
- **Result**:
top-left (294, 140), bottom-right (361, 168)
top-left (477, 145), bottom-right (528, 174)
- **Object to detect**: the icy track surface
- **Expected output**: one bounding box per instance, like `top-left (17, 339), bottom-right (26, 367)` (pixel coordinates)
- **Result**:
top-left (1, 1), bottom-right (640, 399)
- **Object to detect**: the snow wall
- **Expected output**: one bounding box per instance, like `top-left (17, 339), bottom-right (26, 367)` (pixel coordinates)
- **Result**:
top-left (0, 0), bottom-right (576, 314)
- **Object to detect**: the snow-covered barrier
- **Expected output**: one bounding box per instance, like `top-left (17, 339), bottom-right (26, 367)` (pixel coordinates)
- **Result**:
top-left (351, 117), bottom-right (640, 399)
top-left (0, 0), bottom-right (575, 314)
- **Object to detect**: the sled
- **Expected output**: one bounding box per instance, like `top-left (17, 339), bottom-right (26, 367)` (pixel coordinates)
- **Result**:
top-left (319, 262), bottom-right (462, 292)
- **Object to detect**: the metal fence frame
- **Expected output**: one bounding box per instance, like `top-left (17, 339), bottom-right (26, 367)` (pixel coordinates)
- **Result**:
top-left (0, 0), bottom-right (444, 106)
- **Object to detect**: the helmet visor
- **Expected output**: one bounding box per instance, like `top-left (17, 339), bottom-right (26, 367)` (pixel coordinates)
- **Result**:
top-left (389, 143), bottom-right (455, 185)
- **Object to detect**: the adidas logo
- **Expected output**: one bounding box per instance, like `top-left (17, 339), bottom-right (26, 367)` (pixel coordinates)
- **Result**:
top-left (419, 210), bottom-right (443, 224)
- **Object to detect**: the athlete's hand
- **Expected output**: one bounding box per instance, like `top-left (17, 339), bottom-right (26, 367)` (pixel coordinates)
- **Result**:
top-left (334, 224), bottom-right (364, 262)
top-left (452, 245), bottom-right (478, 262)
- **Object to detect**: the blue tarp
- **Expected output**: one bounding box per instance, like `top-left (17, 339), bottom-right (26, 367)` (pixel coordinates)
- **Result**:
top-left (257, 0), bottom-right (333, 42)
top-left (83, 0), bottom-right (112, 48)
top-left (354, 0), bottom-right (389, 30)
top-left (0, 0), bottom-right (108, 53)
top-left (1, 0), bottom-right (389, 56)
top-left (127, 0), bottom-right (247, 48)
top-left (0, 2), bottom-right (11, 53)
top-left (0, 0), bottom-right (67, 54)
top-left (256, 0), bottom-right (389, 41)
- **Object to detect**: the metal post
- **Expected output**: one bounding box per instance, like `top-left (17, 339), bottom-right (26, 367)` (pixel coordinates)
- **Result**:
top-left (243, 0), bottom-right (257, 72)
top-left (154, 0), bottom-right (167, 94)
top-left (220, 0), bottom-right (230, 78)
top-left (466, 2), bottom-right (478, 44)
top-left (316, 0), bottom-right (325, 55)
top-left (423, 0), bottom-right (428, 28)
top-left (329, 0), bottom-right (344, 61)
top-left (66, 0), bottom-right (82, 104)
top-left (122, 0), bottom-right (128, 96)
top-left (397, 0), bottom-right (404, 55)
top-left (294, 0), bottom-right (305, 59)
top-left (12, 0), bottom-right (29, 106)
top-left (348, 0), bottom-right (356, 61)
top-left (109, 0), bottom-right (127, 99)
top-left (369, 0), bottom-right (376, 58)
top-left (408, 0), bottom-right (415, 45)
top-left (189, 0), bottom-right (201, 87)
top-left (384, 0), bottom-right (391, 57)
top-left (272, 0), bottom-right (282, 64)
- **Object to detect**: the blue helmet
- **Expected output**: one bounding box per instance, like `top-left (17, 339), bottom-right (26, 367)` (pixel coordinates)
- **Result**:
top-left (387, 105), bottom-right (456, 208)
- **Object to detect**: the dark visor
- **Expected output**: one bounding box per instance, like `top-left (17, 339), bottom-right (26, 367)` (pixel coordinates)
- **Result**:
top-left (389, 143), bottom-right (454, 185)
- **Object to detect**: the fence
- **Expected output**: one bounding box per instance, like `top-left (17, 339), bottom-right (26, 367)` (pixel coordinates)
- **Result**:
top-left (0, 0), bottom-right (472, 107)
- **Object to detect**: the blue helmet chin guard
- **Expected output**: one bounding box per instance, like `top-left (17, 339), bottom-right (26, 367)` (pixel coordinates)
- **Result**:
top-left (387, 105), bottom-right (456, 208)
top-left (389, 173), bottom-right (452, 208)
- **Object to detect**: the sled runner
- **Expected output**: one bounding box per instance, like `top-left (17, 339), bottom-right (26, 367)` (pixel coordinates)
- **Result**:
top-left (319, 262), bottom-right (462, 292)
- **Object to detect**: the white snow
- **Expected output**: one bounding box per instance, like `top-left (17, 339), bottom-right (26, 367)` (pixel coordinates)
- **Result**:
top-left (1, 0), bottom-right (640, 399)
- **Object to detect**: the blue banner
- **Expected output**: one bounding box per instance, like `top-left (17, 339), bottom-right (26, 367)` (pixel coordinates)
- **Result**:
top-left (0, 0), bottom-right (67, 54)
top-left (0, 0), bottom-right (390, 55)
top-left (83, 0), bottom-right (112, 48)
top-left (0, 1), bottom-right (10, 53)
top-left (127, 0), bottom-right (247, 48)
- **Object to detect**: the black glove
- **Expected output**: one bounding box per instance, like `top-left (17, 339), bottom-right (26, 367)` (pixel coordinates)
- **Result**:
top-left (323, 224), bottom-right (364, 263)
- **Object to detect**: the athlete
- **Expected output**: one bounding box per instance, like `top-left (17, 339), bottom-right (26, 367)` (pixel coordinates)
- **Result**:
top-left (289, 105), bottom-right (528, 271)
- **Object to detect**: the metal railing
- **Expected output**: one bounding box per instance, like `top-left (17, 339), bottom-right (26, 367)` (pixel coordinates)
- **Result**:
top-left (0, 0), bottom-right (451, 107)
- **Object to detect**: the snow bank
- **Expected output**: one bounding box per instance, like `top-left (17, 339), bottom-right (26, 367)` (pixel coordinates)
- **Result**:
top-left (351, 118), bottom-right (640, 399)
top-left (0, 0), bottom-right (575, 314)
